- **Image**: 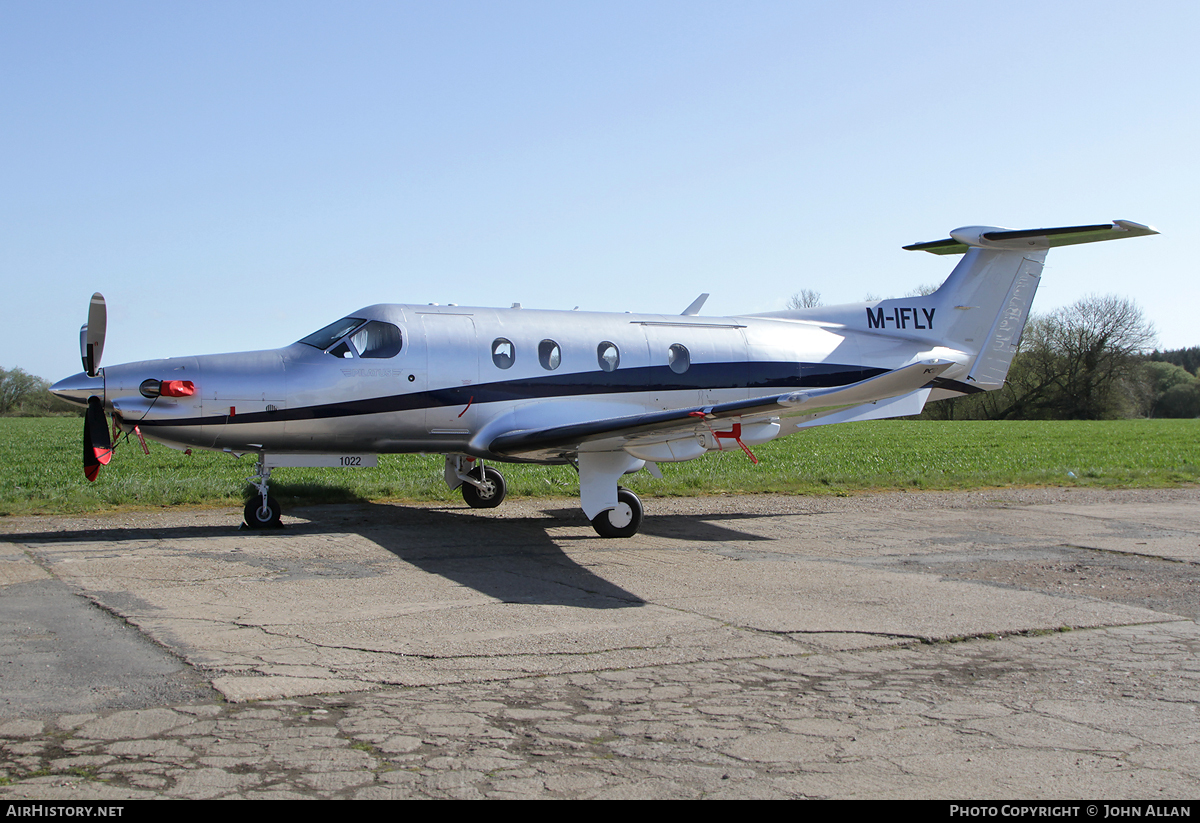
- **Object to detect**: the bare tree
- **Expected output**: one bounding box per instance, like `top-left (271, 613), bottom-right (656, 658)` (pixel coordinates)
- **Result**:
top-left (998, 295), bottom-right (1157, 419)
top-left (787, 289), bottom-right (822, 310)
top-left (905, 283), bottom-right (939, 297)
top-left (923, 294), bottom-right (1159, 421)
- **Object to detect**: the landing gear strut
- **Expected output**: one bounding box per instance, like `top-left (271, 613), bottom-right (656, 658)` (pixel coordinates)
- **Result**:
top-left (244, 456), bottom-right (283, 529)
top-left (590, 486), bottom-right (643, 538)
top-left (577, 451), bottom-right (647, 538)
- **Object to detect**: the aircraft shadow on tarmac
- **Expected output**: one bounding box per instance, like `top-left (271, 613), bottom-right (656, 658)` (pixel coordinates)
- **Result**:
top-left (7, 500), bottom-right (775, 611)
top-left (536, 505), bottom-right (775, 543)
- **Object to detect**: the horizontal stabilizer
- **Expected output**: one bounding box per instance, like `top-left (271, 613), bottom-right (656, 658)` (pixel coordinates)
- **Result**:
top-left (904, 220), bottom-right (1158, 255)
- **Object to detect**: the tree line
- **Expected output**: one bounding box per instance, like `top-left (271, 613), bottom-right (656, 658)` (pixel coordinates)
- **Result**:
top-left (0, 368), bottom-right (80, 416)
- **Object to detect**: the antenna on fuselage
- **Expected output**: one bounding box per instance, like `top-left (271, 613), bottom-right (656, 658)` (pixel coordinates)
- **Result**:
top-left (681, 293), bottom-right (709, 316)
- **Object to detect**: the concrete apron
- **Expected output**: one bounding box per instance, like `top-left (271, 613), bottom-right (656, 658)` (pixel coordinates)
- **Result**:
top-left (3, 488), bottom-right (1193, 703)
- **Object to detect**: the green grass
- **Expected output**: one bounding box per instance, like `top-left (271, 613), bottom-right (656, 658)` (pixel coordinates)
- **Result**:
top-left (1, 417), bottom-right (1197, 516)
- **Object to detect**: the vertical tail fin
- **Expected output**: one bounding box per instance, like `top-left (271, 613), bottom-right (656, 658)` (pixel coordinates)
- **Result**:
top-left (904, 220), bottom-right (1158, 391)
top-left (923, 247), bottom-right (1044, 391)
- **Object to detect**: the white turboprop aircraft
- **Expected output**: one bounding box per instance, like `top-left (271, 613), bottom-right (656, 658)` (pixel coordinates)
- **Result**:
top-left (51, 220), bottom-right (1158, 537)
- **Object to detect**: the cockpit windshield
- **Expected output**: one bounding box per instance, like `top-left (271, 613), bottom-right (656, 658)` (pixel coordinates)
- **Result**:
top-left (299, 317), bottom-right (366, 350)
top-left (298, 316), bottom-right (403, 359)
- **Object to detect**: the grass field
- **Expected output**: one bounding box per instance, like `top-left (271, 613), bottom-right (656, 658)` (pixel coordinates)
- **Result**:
top-left (1, 417), bottom-right (1197, 516)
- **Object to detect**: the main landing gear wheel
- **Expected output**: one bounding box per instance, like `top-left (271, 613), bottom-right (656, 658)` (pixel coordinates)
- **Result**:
top-left (590, 487), bottom-right (643, 538)
top-left (244, 495), bottom-right (283, 529)
top-left (462, 466), bottom-right (506, 509)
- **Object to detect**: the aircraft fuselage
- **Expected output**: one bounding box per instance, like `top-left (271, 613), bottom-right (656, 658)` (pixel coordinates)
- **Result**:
top-left (58, 302), bottom-right (961, 463)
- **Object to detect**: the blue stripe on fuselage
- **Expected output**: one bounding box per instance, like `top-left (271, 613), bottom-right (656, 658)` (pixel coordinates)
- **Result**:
top-left (134, 361), bottom-right (886, 429)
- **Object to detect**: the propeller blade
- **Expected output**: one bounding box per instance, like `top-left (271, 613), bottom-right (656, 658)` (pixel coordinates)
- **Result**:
top-left (83, 396), bottom-right (112, 482)
top-left (80, 293), bottom-right (107, 377)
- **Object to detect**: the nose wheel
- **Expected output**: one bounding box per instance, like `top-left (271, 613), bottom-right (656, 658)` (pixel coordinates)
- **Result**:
top-left (590, 487), bottom-right (643, 538)
top-left (244, 495), bottom-right (282, 528)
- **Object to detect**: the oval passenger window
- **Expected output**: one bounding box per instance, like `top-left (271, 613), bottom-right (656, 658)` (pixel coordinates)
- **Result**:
top-left (539, 340), bottom-right (561, 370)
top-left (597, 342), bottom-right (620, 372)
top-left (668, 344), bottom-right (690, 374)
top-left (492, 338), bottom-right (515, 369)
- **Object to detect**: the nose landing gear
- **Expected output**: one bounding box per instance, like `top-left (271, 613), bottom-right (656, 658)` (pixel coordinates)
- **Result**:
top-left (244, 457), bottom-right (283, 529)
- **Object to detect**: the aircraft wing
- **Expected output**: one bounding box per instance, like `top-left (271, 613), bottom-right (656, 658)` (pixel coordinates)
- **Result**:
top-left (487, 359), bottom-right (952, 460)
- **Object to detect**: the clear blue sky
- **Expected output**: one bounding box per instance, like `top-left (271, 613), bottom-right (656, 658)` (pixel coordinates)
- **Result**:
top-left (3, 1), bottom-right (1196, 381)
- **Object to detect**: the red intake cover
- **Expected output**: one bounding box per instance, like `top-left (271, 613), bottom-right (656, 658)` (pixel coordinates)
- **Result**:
top-left (160, 380), bottom-right (195, 397)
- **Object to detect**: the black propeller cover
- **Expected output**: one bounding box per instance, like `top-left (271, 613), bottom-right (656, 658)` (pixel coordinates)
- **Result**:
top-left (83, 396), bottom-right (112, 482)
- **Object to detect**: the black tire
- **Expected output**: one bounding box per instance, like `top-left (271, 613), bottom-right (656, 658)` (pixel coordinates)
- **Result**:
top-left (462, 466), bottom-right (506, 509)
top-left (244, 495), bottom-right (283, 529)
top-left (590, 487), bottom-right (643, 538)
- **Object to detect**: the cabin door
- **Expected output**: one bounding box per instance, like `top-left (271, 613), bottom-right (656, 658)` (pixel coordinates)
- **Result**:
top-left (421, 313), bottom-right (479, 435)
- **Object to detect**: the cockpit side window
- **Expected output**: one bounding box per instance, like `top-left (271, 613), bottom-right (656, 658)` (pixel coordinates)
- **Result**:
top-left (350, 321), bottom-right (403, 359)
top-left (299, 317), bottom-right (366, 351)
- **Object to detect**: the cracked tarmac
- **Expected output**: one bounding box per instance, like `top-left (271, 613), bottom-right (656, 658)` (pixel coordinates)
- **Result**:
top-left (1, 487), bottom-right (1198, 798)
